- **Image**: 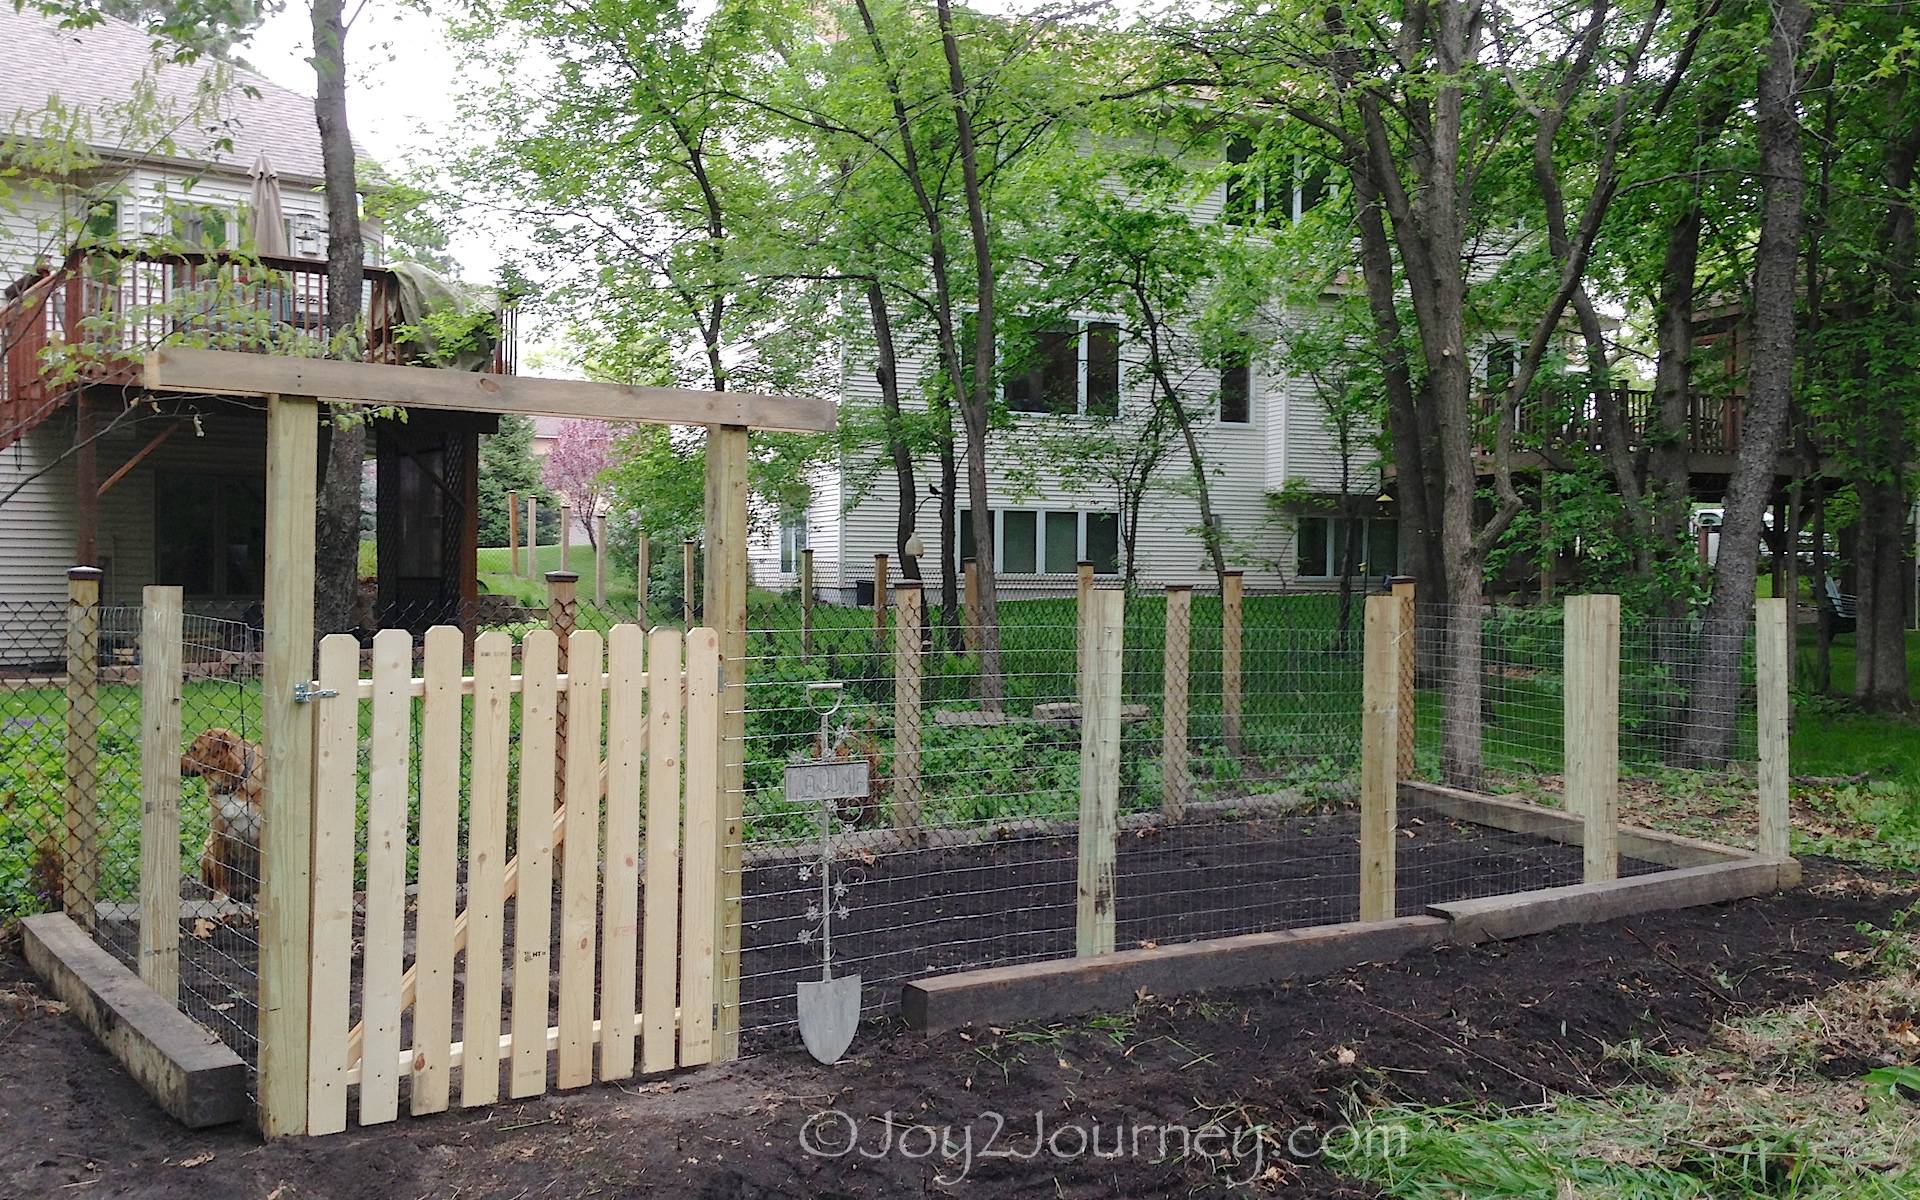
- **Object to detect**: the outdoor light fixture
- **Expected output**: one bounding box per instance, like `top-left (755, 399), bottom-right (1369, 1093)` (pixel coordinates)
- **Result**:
top-left (904, 531), bottom-right (926, 558)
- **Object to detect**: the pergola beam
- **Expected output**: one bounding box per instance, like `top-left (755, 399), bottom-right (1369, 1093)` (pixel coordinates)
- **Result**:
top-left (143, 347), bottom-right (836, 434)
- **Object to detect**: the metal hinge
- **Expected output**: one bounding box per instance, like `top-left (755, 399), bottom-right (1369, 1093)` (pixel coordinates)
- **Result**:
top-left (293, 681), bottom-right (340, 704)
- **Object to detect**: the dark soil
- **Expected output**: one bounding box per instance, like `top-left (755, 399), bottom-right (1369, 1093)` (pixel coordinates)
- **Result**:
top-left (2, 859), bottom-right (1904, 1199)
top-left (93, 808), bottom-right (1655, 1062)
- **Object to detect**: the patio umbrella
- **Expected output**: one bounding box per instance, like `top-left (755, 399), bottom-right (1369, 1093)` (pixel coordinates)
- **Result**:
top-left (248, 153), bottom-right (288, 257)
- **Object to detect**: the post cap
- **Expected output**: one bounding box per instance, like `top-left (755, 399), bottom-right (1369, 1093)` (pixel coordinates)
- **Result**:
top-left (67, 565), bottom-right (104, 580)
top-left (1164, 583), bottom-right (1193, 593)
top-left (1389, 574), bottom-right (1416, 586)
top-left (893, 579), bottom-right (924, 590)
top-left (1221, 569), bottom-right (1245, 577)
top-left (545, 570), bottom-right (579, 583)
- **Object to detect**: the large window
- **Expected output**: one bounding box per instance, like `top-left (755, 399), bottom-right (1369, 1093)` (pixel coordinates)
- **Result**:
top-left (1005, 319), bottom-right (1120, 418)
top-left (960, 508), bottom-right (1122, 575)
top-left (1224, 136), bottom-right (1332, 227)
top-left (156, 473), bottom-right (266, 598)
top-left (1295, 514), bottom-right (1398, 579)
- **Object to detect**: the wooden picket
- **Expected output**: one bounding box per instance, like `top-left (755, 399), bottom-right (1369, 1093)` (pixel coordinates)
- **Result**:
top-left (303, 622), bottom-right (723, 1133)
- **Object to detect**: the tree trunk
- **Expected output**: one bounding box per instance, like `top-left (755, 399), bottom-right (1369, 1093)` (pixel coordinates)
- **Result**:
top-left (311, 0), bottom-right (367, 636)
top-left (1853, 481), bottom-right (1912, 710)
top-left (1687, 0), bottom-right (1810, 763)
top-left (865, 281), bottom-right (920, 584)
top-left (936, 0), bottom-right (1004, 709)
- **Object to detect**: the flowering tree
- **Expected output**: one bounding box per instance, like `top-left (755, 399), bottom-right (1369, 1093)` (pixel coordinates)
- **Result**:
top-left (542, 419), bottom-right (618, 548)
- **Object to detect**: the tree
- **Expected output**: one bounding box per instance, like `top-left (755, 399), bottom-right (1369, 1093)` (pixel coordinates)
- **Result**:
top-left (541, 420), bottom-right (617, 547)
top-left (475, 415), bottom-right (550, 547)
top-left (309, 0), bottom-right (370, 634)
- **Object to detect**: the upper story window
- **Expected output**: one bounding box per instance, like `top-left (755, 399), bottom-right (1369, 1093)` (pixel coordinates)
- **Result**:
top-left (1219, 352), bottom-right (1252, 425)
top-left (1224, 136), bottom-right (1333, 227)
top-left (170, 203), bottom-right (234, 251)
top-left (1005, 319), bottom-right (1120, 418)
top-left (1296, 514), bottom-right (1398, 579)
top-left (81, 199), bottom-right (119, 243)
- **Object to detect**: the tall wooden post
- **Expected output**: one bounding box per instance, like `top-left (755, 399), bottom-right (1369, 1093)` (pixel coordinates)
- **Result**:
top-left (1076, 588), bottom-right (1124, 957)
top-left (1162, 585), bottom-right (1192, 821)
top-left (1565, 594), bottom-right (1621, 883)
top-left (559, 503), bottom-right (574, 572)
top-left (636, 531), bottom-right (651, 629)
top-left (1360, 593), bottom-right (1401, 922)
top-left (138, 585), bottom-right (183, 1001)
top-left (507, 489), bottom-right (521, 576)
top-left (1222, 570), bottom-right (1244, 758)
top-left (800, 547), bottom-right (815, 660)
top-left (525, 496), bottom-right (538, 578)
top-left (1391, 576), bottom-right (1416, 776)
top-left (259, 393), bottom-right (318, 1137)
top-left (593, 515), bottom-right (608, 608)
top-left (704, 425), bottom-right (750, 1060)
top-left (874, 552), bottom-right (889, 643)
top-left (893, 582), bottom-right (924, 841)
top-left (1757, 597), bottom-right (1791, 859)
top-left (1075, 560), bottom-right (1095, 697)
top-left (962, 558), bottom-right (981, 654)
top-left (682, 539), bottom-right (697, 625)
top-left (63, 565), bottom-right (102, 928)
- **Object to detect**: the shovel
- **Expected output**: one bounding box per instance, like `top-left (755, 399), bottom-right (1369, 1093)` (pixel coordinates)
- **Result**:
top-left (796, 684), bottom-right (861, 1064)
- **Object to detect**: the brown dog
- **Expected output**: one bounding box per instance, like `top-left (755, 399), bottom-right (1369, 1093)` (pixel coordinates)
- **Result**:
top-left (180, 727), bottom-right (265, 903)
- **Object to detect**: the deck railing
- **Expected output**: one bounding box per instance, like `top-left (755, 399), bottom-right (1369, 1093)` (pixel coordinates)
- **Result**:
top-left (1, 247), bottom-right (516, 450)
top-left (1484, 384), bottom-right (1747, 459)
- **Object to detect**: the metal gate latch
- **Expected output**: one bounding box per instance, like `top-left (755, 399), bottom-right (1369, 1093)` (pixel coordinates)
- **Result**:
top-left (293, 681), bottom-right (340, 704)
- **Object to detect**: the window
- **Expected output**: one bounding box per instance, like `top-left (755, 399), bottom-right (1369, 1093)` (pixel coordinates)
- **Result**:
top-left (83, 199), bottom-right (118, 243)
top-left (1219, 352), bottom-right (1251, 425)
top-left (171, 204), bottom-right (232, 250)
top-left (1295, 514), bottom-right (1399, 579)
top-left (779, 517), bottom-right (806, 574)
top-left (156, 473), bottom-right (266, 598)
top-left (1223, 135), bottom-right (1332, 226)
top-left (1485, 341), bottom-right (1517, 396)
top-left (1006, 319), bottom-right (1120, 417)
top-left (967, 509), bottom-right (1123, 575)
top-left (1003, 510), bottom-right (1039, 573)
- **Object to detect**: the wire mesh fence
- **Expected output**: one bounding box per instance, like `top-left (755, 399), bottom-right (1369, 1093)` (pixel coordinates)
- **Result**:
top-left (2, 565), bottom-right (1781, 1093)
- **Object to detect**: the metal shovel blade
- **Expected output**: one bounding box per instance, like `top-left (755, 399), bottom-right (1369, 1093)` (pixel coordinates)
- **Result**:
top-left (797, 973), bottom-right (862, 1064)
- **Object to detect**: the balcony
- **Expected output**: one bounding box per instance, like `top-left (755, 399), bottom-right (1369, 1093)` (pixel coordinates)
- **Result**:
top-left (0, 247), bottom-right (518, 450)
top-left (1483, 385), bottom-right (1748, 462)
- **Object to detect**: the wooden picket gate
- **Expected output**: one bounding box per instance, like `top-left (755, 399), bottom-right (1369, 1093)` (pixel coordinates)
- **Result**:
top-left (301, 622), bottom-right (722, 1135)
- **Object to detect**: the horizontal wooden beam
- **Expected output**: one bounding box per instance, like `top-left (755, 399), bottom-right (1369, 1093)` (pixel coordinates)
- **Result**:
top-left (21, 913), bottom-right (248, 1128)
top-left (143, 347), bottom-right (837, 434)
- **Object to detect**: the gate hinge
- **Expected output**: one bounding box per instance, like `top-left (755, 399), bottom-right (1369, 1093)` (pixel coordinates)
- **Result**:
top-left (293, 681), bottom-right (339, 704)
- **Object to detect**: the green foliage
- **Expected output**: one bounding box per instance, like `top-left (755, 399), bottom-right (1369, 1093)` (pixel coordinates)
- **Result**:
top-left (476, 415), bottom-right (555, 548)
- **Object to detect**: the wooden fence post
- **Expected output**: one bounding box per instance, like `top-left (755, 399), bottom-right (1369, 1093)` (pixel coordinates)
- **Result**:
top-left (138, 585), bottom-right (182, 1001)
top-left (683, 538), bottom-right (697, 625)
top-left (893, 582), bottom-right (924, 841)
top-left (1076, 560), bottom-right (1095, 696)
top-left (258, 392), bottom-right (318, 1137)
top-left (1391, 576), bottom-right (1416, 776)
top-left (1076, 587), bottom-right (1124, 957)
top-left (874, 552), bottom-right (889, 643)
top-left (704, 424), bottom-right (750, 1060)
top-left (63, 565), bottom-right (102, 929)
top-left (1757, 597), bottom-right (1791, 859)
top-left (1565, 593), bottom-right (1621, 883)
top-left (1163, 585), bottom-right (1191, 821)
top-left (800, 547), bottom-right (815, 660)
top-left (1360, 593), bottom-right (1401, 922)
top-left (508, 489), bottom-right (520, 577)
top-left (1222, 570), bottom-right (1244, 758)
top-left (962, 557), bottom-right (981, 654)
top-left (594, 514), bottom-right (608, 608)
top-left (636, 530), bottom-right (651, 629)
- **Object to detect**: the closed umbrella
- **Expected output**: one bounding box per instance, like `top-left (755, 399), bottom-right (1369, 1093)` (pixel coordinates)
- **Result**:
top-left (248, 153), bottom-right (287, 257)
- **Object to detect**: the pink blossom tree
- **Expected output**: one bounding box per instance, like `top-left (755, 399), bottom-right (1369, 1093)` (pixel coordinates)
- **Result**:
top-left (542, 419), bottom-right (618, 548)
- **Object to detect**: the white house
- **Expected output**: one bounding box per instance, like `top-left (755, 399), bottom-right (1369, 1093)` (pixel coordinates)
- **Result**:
top-left (749, 162), bottom-right (1410, 603)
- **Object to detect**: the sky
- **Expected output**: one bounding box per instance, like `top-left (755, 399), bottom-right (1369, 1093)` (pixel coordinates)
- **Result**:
top-left (241, 2), bottom-right (506, 281)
